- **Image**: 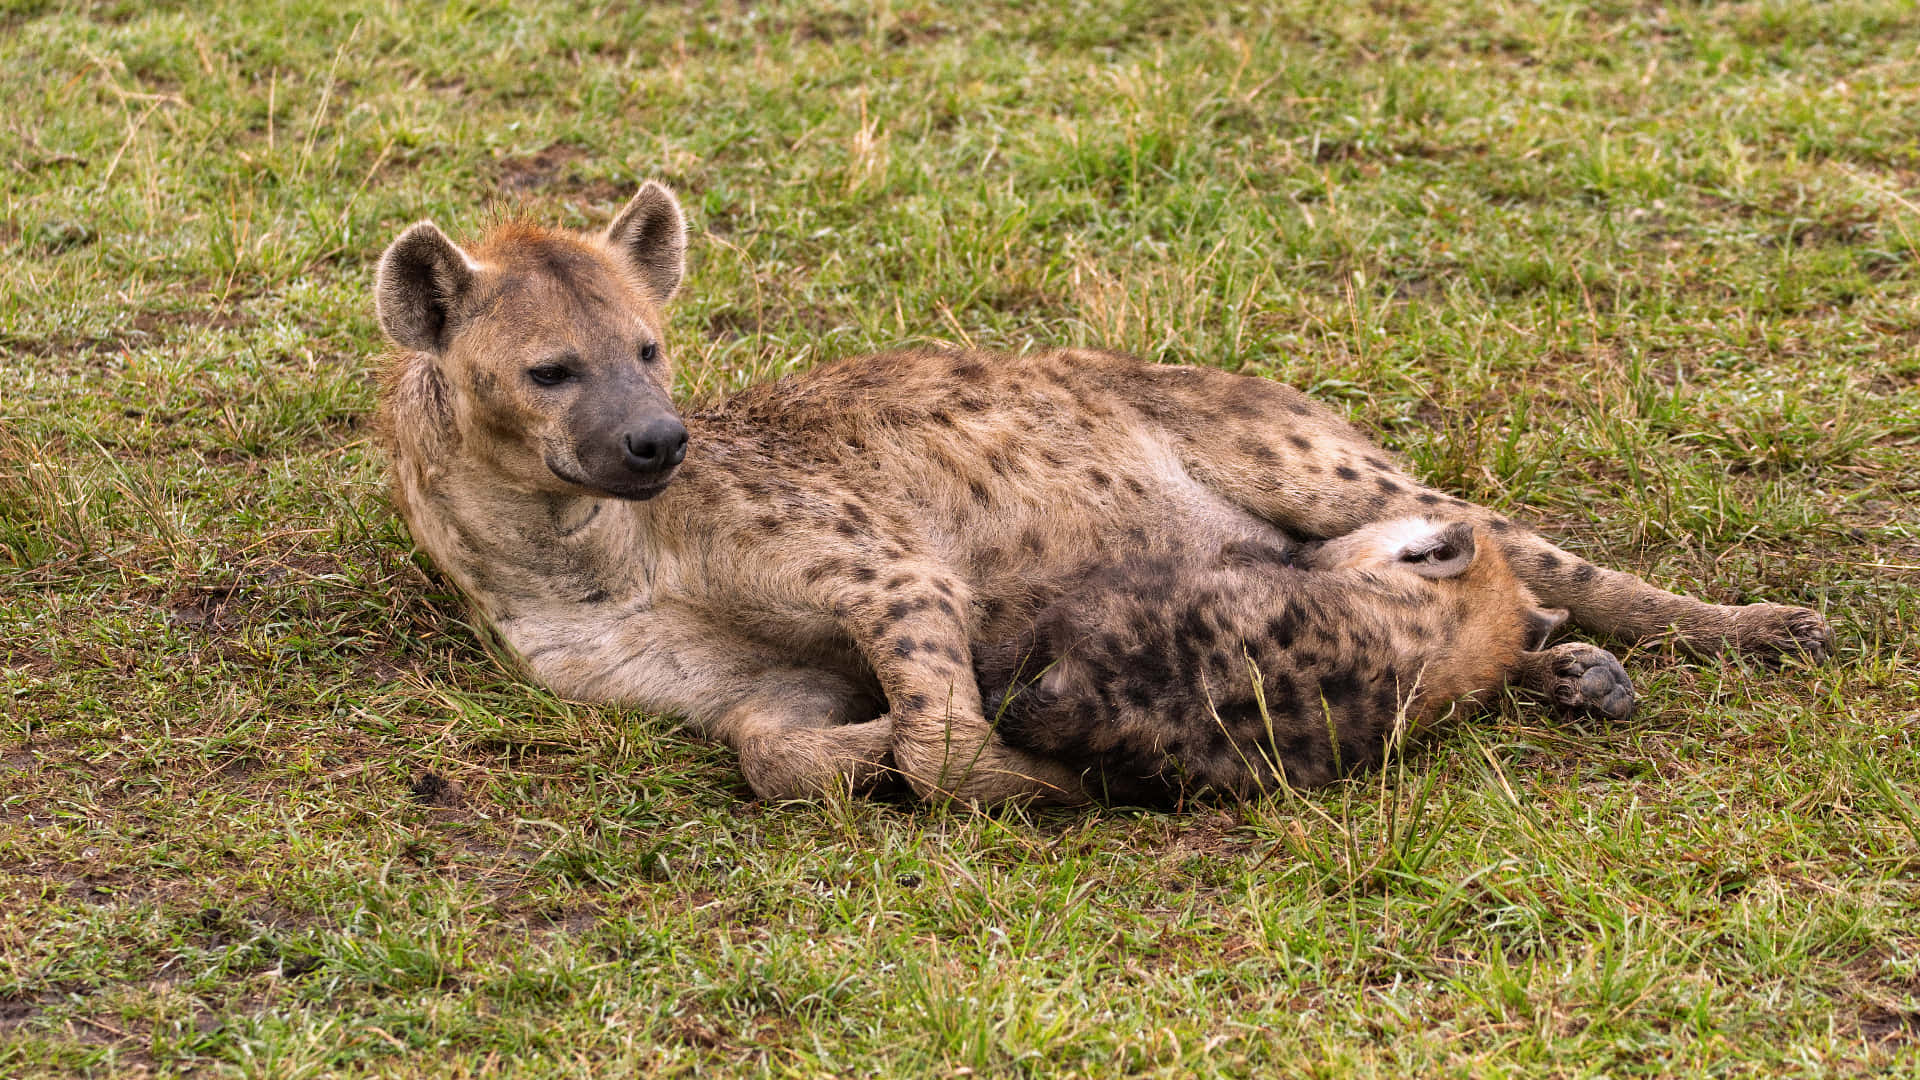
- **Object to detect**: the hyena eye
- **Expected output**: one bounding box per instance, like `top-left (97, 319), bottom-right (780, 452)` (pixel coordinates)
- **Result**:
top-left (527, 364), bottom-right (575, 386)
top-left (639, 341), bottom-right (660, 364)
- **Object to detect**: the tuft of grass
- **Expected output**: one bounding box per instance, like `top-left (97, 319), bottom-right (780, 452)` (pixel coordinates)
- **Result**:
top-left (3, 0), bottom-right (1919, 1075)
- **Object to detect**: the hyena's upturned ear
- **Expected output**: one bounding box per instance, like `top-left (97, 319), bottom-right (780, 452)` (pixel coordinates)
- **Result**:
top-left (1524, 608), bottom-right (1570, 649)
top-left (376, 222), bottom-right (476, 353)
top-left (604, 181), bottom-right (686, 304)
top-left (1401, 520), bottom-right (1477, 580)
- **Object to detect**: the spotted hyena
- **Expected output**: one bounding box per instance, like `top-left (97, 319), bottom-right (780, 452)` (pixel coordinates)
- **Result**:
top-left (373, 182), bottom-right (1832, 805)
top-left (974, 518), bottom-right (1633, 804)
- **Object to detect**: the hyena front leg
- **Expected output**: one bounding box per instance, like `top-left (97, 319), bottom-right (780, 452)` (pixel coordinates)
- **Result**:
top-left (1159, 380), bottom-right (1832, 661)
top-left (826, 560), bottom-right (1090, 806)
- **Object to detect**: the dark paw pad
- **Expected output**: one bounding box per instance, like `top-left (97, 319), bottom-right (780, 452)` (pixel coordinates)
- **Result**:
top-left (1737, 604), bottom-right (1832, 664)
top-left (1543, 643), bottom-right (1635, 721)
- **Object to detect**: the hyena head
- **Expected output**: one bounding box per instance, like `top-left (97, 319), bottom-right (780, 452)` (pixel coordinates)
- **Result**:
top-left (375, 182), bottom-right (690, 500)
top-left (1308, 517), bottom-right (1569, 650)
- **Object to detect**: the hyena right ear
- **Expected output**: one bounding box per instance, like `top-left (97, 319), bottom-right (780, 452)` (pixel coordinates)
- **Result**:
top-left (376, 221), bottom-right (476, 353)
top-left (604, 181), bottom-right (687, 304)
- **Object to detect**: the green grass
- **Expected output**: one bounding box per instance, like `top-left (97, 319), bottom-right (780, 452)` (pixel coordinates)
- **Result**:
top-left (4, 0), bottom-right (1919, 1075)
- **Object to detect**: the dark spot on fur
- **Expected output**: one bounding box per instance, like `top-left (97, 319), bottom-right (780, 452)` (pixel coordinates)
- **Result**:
top-left (1335, 465), bottom-right (1360, 481)
top-left (899, 692), bottom-right (929, 711)
top-left (1265, 608), bottom-right (1299, 649)
top-left (935, 597), bottom-right (959, 618)
top-left (1288, 401), bottom-right (1312, 416)
top-left (885, 574), bottom-right (915, 590)
top-left (1536, 551), bottom-right (1563, 572)
top-left (580, 588), bottom-right (609, 604)
top-left (1572, 563), bottom-right (1598, 584)
top-left (804, 558), bottom-right (846, 584)
top-left (969, 479), bottom-right (992, 504)
top-left (956, 395), bottom-right (990, 413)
top-left (893, 638), bottom-right (919, 659)
top-left (1489, 517), bottom-right (1513, 532)
top-left (851, 565), bottom-right (878, 583)
top-left (843, 502), bottom-right (871, 526)
top-left (1239, 438), bottom-right (1277, 463)
top-left (757, 515), bottom-right (783, 533)
top-left (1319, 668), bottom-right (1362, 709)
top-left (953, 360), bottom-right (987, 382)
top-left (928, 408), bottom-right (956, 428)
top-left (886, 600), bottom-right (913, 622)
top-left (1365, 456), bottom-right (1391, 471)
top-left (932, 579), bottom-right (955, 597)
top-left (1375, 476), bottom-right (1402, 494)
top-left (1124, 477), bottom-right (1146, 497)
top-left (1086, 467), bottom-right (1112, 489)
top-left (1021, 531), bottom-right (1047, 556)
top-left (835, 520), bottom-right (861, 538)
top-left (1416, 493), bottom-right (1441, 506)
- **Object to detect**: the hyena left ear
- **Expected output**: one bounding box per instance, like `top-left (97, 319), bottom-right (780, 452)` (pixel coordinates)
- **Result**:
top-left (1523, 607), bottom-right (1570, 649)
top-left (1400, 521), bottom-right (1477, 580)
top-left (605, 180), bottom-right (686, 304)
top-left (376, 221), bottom-right (476, 353)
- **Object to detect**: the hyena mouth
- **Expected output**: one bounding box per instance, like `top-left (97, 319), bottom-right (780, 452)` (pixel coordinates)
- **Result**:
top-left (546, 455), bottom-right (675, 501)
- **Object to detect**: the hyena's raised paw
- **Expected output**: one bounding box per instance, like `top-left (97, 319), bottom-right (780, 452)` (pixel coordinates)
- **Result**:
top-left (1513, 643), bottom-right (1636, 722)
top-left (1731, 603), bottom-right (1833, 664)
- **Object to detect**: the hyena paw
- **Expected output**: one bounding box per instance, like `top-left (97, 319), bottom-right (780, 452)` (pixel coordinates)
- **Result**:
top-left (738, 719), bottom-right (894, 800)
top-left (1522, 643), bottom-right (1635, 722)
top-left (1734, 603), bottom-right (1833, 664)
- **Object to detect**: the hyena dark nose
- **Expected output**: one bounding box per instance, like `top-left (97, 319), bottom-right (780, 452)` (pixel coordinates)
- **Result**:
top-left (622, 417), bottom-right (689, 473)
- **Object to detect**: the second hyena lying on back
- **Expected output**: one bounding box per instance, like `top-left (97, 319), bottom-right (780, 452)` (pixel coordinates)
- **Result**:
top-left (976, 518), bottom-right (1631, 804)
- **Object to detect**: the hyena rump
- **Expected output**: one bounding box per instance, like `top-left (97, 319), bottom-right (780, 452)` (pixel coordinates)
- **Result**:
top-left (373, 182), bottom-right (1832, 805)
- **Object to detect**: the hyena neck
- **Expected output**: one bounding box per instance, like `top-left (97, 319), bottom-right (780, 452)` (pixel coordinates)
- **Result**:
top-left (390, 452), bottom-right (663, 622)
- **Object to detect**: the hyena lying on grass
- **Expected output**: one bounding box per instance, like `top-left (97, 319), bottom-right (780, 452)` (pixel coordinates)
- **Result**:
top-left (975, 518), bottom-right (1616, 805)
top-left (374, 182), bottom-right (1832, 806)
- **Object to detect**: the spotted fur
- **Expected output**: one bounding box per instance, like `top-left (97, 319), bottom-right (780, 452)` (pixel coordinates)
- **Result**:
top-left (373, 183), bottom-right (1834, 806)
top-left (976, 519), bottom-right (1563, 804)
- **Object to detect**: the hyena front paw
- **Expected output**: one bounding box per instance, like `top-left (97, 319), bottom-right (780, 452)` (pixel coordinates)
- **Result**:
top-left (1517, 643), bottom-right (1635, 721)
top-left (738, 718), bottom-right (894, 800)
top-left (1733, 603), bottom-right (1833, 664)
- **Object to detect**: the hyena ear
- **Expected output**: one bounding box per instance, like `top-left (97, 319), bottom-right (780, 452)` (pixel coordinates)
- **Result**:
top-left (604, 180), bottom-right (686, 304)
top-left (376, 222), bottom-right (476, 353)
top-left (1523, 607), bottom-right (1570, 649)
top-left (1400, 520), bottom-right (1477, 579)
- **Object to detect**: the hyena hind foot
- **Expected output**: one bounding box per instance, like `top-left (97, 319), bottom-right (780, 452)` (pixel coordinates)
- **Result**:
top-left (1730, 603), bottom-right (1833, 664)
top-left (1511, 643), bottom-right (1637, 722)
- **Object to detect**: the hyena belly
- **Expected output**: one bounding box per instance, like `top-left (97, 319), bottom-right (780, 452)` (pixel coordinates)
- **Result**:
top-left (974, 528), bottom-right (1540, 804)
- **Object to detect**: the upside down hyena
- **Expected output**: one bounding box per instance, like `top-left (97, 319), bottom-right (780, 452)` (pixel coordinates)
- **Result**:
top-left (975, 518), bottom-right (1627, 804)
top-left (373, 181), bottom-right (1832, 805)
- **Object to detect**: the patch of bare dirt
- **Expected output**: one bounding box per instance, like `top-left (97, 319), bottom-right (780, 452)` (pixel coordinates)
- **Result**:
top-left (497, 143), bottom-right (587, 194)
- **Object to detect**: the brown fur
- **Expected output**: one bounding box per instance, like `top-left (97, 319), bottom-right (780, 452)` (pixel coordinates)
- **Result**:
top-left (974, 519), bottom-right (1575, 803)
top-left (373, 184), bottom-right (1833, 805)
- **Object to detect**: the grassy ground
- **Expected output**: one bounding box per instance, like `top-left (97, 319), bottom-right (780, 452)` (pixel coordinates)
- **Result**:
top-left (3, 0), bottom-right (1918, 1075)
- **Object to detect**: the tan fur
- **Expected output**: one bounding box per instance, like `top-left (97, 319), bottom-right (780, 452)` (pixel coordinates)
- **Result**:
top-left (373, 184), bottom-right (1833, 805)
